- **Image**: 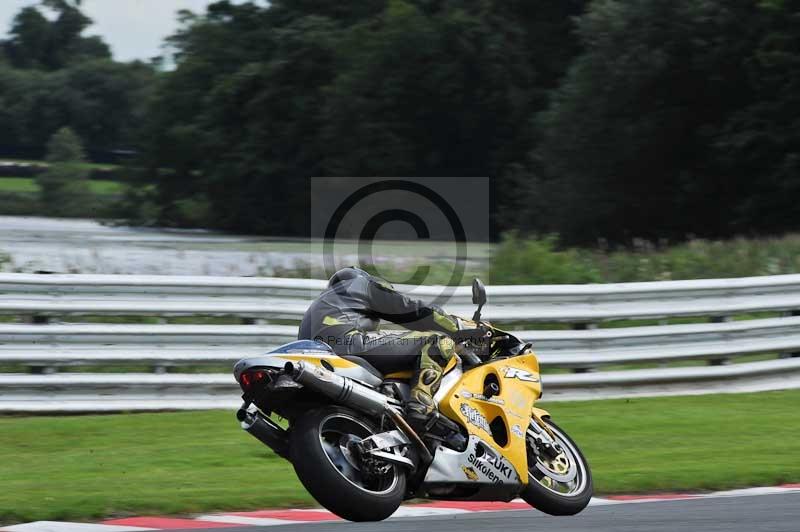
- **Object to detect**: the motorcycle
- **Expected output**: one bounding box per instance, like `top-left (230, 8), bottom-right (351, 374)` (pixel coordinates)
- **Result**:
top-left (233, 278), bottom-right (592, 521)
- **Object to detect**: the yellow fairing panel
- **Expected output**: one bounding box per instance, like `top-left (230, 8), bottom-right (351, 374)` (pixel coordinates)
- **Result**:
top-left (438, 354), bottom-right (542, 485)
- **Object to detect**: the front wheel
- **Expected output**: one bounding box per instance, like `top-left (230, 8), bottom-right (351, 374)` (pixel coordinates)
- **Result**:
top-left (520, 417), bottom-right (593, 516)
top-left (290, 406), bottom-right (406, 522)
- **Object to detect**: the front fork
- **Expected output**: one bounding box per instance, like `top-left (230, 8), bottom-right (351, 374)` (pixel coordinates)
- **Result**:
top-left (528, 409), bottom-right (563, 460)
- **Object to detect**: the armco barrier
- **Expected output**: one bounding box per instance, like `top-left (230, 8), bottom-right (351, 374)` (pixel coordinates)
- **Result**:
top-left (1, 272), bottom-right (799, 410)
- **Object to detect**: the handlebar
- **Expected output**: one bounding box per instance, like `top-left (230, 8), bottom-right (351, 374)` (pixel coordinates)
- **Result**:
top-left (451, 319), bottom-right (522, 365)
top-left (452, 323), bottom-right (494, 364)
top-left (452, 324), bottom-right (492, 343)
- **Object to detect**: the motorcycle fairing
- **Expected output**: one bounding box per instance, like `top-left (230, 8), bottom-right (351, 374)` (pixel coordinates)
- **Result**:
top-left (437, 353), bottom-right (542, 486)
top-left (424, 434), bottom-right (521, 491)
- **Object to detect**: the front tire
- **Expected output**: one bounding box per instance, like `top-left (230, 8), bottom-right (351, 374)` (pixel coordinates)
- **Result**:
top-left (520, 418), bottom-right (593, 516)
top-left (290, 406), bottom-right (406, 522)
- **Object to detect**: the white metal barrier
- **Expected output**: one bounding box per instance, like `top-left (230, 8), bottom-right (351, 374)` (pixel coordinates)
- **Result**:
top-left (4, 272), bottom-right (800, 322)
top-left (1, 272), bottom-right (799, 411)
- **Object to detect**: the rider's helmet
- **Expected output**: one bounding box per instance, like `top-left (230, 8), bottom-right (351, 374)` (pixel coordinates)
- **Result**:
top-left (327, 267), bottom-right (369, 288)
top-left (327, 267), bottom-right (394, 290)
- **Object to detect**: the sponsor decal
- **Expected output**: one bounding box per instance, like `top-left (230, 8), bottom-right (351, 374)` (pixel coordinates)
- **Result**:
top-left (460, 390), bottom-right (505, 405)
top-left (460, 403), bottom-right (491, 433)
top-left (461, 465), bottom-right (479, 481)
top-left (512, 424), bottom-right (525, 438)
top-left (467, 452), bottom-right (514, 484)
top-left (503, 367), bottom-right (539, 382)
top-left (486, 453), bottom-right (514, 480)
top-left (467, 454), bottom-right (502, 484)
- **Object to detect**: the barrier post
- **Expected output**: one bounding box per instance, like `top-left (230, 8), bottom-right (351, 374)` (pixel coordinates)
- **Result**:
top-left (708, 315), bottom-right (731, 365)
top-left (780, 310), bottom-right (800, 359)
top-left (571, 322), bottom-right (597, 373)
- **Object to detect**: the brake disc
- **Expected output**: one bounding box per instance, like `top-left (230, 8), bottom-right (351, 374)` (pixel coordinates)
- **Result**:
top-left (535, 449), bottom-right (577, 483)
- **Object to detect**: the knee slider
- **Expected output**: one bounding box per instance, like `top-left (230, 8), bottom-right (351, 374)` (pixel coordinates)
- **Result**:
top-left (411, 389), bottom-right (435, 408)
top-left (420, 368), bottom-right (441, 386)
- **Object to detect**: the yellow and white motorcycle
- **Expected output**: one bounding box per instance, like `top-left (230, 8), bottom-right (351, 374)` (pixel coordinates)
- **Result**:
top-left (234, 279), bottom-right (592, 521)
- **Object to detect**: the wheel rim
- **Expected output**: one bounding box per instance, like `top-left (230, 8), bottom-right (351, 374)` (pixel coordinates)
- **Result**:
top-left (317, 413), bottom-right (399, 495)
top-left (527, 420), bottom-right (589, 496)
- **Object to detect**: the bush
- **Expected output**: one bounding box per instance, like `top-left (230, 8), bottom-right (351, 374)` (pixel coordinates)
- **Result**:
top-left (0, 192), bottom-right (40, 215)
top-left (36, 128), bottom-right (91, 217)
top-left (489, 233), bottom-right (601, 285)
top-left (489, 233), bottom-right (800, 284)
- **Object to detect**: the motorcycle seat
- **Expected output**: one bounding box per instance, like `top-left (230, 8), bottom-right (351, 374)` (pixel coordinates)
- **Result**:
top-left (341, 355), bottom-right (384, 380)
top-left (345, 351), bottom-right (419, 376)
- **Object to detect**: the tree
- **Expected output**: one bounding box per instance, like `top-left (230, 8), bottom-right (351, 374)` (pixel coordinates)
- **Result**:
top-left (0, 2), bottom-right (143, 161)
top-left (62, 59), bottom-right (156, 151)
top-left (3, 7), bottom-right (50, 69)
top-left (714, 0), bottom-right (800, 234)
top-left (0, 59), bottom-right (155, 157)
top-left (3, 0), bottom-right (110, 70)
top-left (37, 127), bottom-right (90, 215)
top-left (139, 0), bottom-right (587, 234)
top-left (535, 0), bottom-right (761, 244)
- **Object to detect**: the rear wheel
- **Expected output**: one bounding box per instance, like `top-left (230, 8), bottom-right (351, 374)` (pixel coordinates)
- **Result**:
top-left (520, 417), bottom-right (592, 516)
top-left (290, 406), bottom-right (406, 522)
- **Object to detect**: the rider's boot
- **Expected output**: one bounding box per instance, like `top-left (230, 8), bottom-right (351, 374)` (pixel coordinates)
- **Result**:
top-left (405, 367), bottom-right (442, 434)
top-left (405, 335), bottom-right (455, 435)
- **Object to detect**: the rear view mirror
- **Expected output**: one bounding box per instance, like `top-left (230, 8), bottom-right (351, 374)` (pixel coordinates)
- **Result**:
top-left (472, 278), bottom-right (487, 306)
top-left (472, 278), bottom-right (487, 322)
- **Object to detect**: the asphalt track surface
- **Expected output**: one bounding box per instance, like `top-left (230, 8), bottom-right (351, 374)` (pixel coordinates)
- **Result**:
top-left (173, 493), bottom-right (800, 532)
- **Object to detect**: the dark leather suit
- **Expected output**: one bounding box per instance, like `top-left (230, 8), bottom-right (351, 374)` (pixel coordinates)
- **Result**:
top-left (298, 267), bottom-right (459, 422)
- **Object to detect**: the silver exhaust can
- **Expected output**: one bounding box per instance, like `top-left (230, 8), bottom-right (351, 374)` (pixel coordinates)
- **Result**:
top-left (285, 361), bottom-right (399, 417)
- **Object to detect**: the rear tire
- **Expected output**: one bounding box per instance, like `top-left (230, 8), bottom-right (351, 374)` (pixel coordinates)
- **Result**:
top-left (520, 418), bottom-right (593, 516)
top-left (290, 406), bottom-right (406, 522)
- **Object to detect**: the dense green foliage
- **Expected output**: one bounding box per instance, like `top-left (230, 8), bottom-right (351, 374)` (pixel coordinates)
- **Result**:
top-left (137, 0), bottom-right (586, 232)
top-left (3, 0), bottom-right (800, 245)
top-left (0, 0), bottom-right (154, 157)
top-left (2, 390), bottom-right (798, 523)
top-left (535, 0), bottom-right (800, 243)
top-left (135, 0), bottom-right (800, 243)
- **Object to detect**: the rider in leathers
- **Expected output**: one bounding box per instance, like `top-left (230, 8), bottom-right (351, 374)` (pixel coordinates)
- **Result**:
top-left (298, 267), bottom-right (460, 430)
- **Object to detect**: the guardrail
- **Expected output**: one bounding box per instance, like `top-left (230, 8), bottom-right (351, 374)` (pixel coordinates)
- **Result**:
top-left (5, 272), bottom-right (800, 323)
top-left (1, 272), bottom-right (799, 411)
top-left (4, 317), bottom-right (800, 371)
top-left (4, 358), bottom-right (800, 412)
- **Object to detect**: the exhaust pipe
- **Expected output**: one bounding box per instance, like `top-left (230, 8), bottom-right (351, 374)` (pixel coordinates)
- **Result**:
top-left (237, 407), bottom-right (289, 459)
top-left (284, 361), bottom-right (399, 417)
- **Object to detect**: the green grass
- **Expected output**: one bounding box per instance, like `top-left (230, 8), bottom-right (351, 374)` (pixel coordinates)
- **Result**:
top-left (0, 410), bottom-right (304, 525)
top-left (0, 177), bottom-right (124, 196)
top-left (0, 177), bottom-right (40, 193)
top-left (1, 389), bottom-right (798, 524)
